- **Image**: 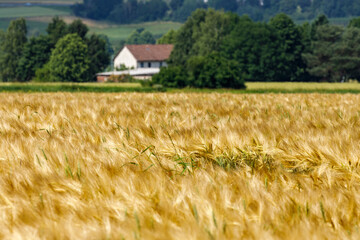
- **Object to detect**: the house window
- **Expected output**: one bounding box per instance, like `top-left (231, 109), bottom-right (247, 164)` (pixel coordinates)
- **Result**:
top-left (160, 62), bottom-right (163, 67)
top-left (148, 62), bottom-right (151, 68)
top-left (140, 62), bottom-right (144, 68)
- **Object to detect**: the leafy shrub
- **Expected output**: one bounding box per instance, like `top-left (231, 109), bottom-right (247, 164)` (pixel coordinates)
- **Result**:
top-left (153, 53), bottom-right (246, 89)
top-left (47, 33), bottom-right (90, 82)
top-left (187, 52), bottom-right (246, 89)
top-left (33, 64), bottom-right (51, 82)
top-left (152, 66), bottom-right (188, 88)
top-left (107, 74), bottom-right (135, 83)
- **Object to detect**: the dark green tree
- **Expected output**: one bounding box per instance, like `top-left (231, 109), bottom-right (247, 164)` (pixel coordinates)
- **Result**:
top-left (208, 0), bottom-right (238, 11)
top-left (0, 18), bottom-right (27, 82)
top-left (221, 20), bottom-right (280, 82)
top-left (169, 8), bottom-right (207, 65)
top-left (303, 25), bottom-right (344, 82)
top-left (0, 30), bottom-right (5, 81)
top-left (169, 9), bottom-right (239, 65)
top-left (332, 28), bottom-right (360, 81)
top-left (171, 0), bottom-right (207, 22)
top-left (279, 0), bottom-right (297, 14)
top-left (46, 16), bottom-right (68, 45)
top-left (170, 0), bottom-right (184, 11)
top-left (16, 35), bottom-right (52, 82)
top-left (193, 9), bottom-right (240, 56)
top-left (85, 34), bottom-right (111, 81)
top-left (310, 14), bottom-right (329, 39)
top-left (68, 19), bottom-right (89, 39)
top-left (299, 22), bottom-right (312, 53)
top-left (152, 66), bottom-right (188, 88)
top-left (236, 5), bottom-right (264, 22)
top-left (186, 52), bottom-right (246, 88)
top-left (137, 0), bottom-right (168, 22)
top-left (269, 13), bottom-right (305, 81)
top-left (157, 29), bottom-right (178, 44)
top-left (140, 31), bottom-right (156, 44)
top-left (348, 17), bottom-right (360, 28)
top-left (47, 33), bottom-right (90, 82)
top-left (73, 0), bottom-right (120, 20)
top-left (126, 29), bottom-right (156, 44)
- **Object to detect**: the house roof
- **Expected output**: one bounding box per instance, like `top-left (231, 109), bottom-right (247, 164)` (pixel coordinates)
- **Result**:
top-left (115, 44), bottom-right (174, 62)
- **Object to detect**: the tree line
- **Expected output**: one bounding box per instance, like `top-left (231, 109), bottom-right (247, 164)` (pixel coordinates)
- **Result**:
top-left (0, 17), bottom-right (111, 82)
top-left (73, 0), bottom-right (360, 23)
top-left (153, 9), bottom-right (360, 88)
top-left (2, 10), bottom-right (360, 86)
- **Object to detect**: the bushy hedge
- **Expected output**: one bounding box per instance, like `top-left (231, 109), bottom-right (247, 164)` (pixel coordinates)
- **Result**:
top-left (153, 52), bottom-right (246, 89)
top-left (152, 66), bottom-right (188, 88)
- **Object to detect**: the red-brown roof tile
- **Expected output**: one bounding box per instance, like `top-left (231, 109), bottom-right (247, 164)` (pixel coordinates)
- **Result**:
top-left (124, 44), bottom-right (173, 61)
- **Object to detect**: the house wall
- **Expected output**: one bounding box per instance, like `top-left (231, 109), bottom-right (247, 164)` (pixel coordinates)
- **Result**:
top-left (137, 61), bottom-right (168, 68)
top-left (114, 47), bottom-right (137, 69)
top-left (97, 75), bottom-right (108, 82)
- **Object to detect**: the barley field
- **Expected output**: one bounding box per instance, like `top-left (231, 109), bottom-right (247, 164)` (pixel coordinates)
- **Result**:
top-left (1, 93), bottom-right (360, 239)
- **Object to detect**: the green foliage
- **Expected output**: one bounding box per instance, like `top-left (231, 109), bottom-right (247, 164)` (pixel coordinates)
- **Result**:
top-left (0, 83), bottom-right (161, 93)
top-left (0, 18), bottom-right (27, 82)
top-left (221, 20), bottom-right (281, 82)
top-left (303, 25), bottom-right (344, 82)
top-left (157, 29), bottom-right (177, 44)
top-left (16, 35), bottom-right (52, 82)
top-left (170, 0), bottom-right (207, 22)
top-left (152, 66), bottom-right (188, 88)
top-left (46, 16), bottom-right (68, 45)
top-left (348, 17), bottom-right (360, 28)
top-left (269, 13), bottom-right (306, 81)
top-left (0, 30), bottom-right (4, 81)
top-left (72, 0), bottom-right (360, 23)
top-left (299, 22), bottom-right (312, 53)
top-left (126, 29), bottom-right (156, 44)
top-left (0, 17), bottom-right (111, 83)
top-left (169, 9), bottom-right (239, 65)
top-left (168, 8), bottom-right (207, 65)
top-left (106, 0), bottom-right (168, 24)
top-left (186, 52), bottom-right (246, 89)
top-left (46, 33), bottom-right (90, 82)
top-left (310, 14), bottom-right (329, 39)
top-left (68, 19), bottom-right (89, 39)
top-left (193, 9), bottom-right (240, 57)
top-left (154, 52), bottom-right (245, 89)
top-left (107, 74), bottom-right (135, 83)
top-left (332, 28), bottom-right (360, 81)
top-left (72, 0), bottom-right (119, 20)
top-left (170, 0), bottom-right (184, 11)
top-left (85, 34), bottom-right (111, 81)
top-left (34, 65), bottom-right (51, 82)
top-left (208, 0), bottom-right (237, 12)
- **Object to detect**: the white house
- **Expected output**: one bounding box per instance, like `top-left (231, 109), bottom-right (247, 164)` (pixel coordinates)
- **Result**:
top-left (96, 44), bottom-right (173, 82)
top-left (113, 44), bottom-right (173, 70)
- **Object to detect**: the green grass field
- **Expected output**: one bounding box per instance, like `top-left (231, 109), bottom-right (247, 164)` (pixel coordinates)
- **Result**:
top-left (0, 18), bottom-right (49, 36)
top-left (170, 82), bottom-right (360, 94)
top-left (0, 5), bottom-right (181, 46)
top-left (0, 6), bottom-right (71, 18)
top-left (246, 82), bottom-right (360, 90)
top-left (90, 21), bottom-right (182, 45)
top-left (0, 82), bottom-right (162, 93)
top-left (0, 82), bottom-right (360, 93)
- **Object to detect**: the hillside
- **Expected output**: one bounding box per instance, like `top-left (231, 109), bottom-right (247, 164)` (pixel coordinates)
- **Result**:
top-left (72, 0), bottom-right (360, 23)
top-left (0, 5), bottom-right (181, 47)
